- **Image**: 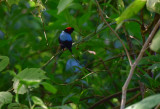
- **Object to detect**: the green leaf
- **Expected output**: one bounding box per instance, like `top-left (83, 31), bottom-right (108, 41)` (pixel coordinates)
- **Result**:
top-left (41, 82), bottom-right (57, 94)
top-left (148, 63), bottom-right (160, 70)
top-left (96, 23), bottom-right (104, 32)
top-left (16, 68), bottom-right (48, 85)
top-left (53, 105), bottom-right (72, 109)
top-left (57, 0), bottom-right (73, 14)
top-left (150, 30), bottom-right (160, 52)
top-left (0, 92), bottom-right (13, 108)
top-left (116, 0), bottom-right (146, 24)
top-left (146, 0), bottom-right (160, 14)
top-left (117, 0), bottom-right (125, 13)
top-left (29, 1), bottom-right (36, 7)
top-left (62, 93), bottom-right (75, 105)
top-left (126, 94), bottom-right (160, 109)
top-left (8, 103), bottom-right (29, 109)
top-left (125, 22), bottom-right (141, 39)
top-left (31, 96), bottom-right (48, 109)
top-left (0, 56), bottom-right (9, 72)
top-left (70, 95), bottom-right (80, 104)
top-left (138, 55), bottom-right (160, 65)
top-left (7, 0), bottom-right (20, 6)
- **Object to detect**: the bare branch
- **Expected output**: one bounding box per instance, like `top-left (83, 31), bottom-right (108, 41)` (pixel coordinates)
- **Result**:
top-left (113, 92), bottom-right (141, 109)
top-left (121, 19), bottom-right (160, 109)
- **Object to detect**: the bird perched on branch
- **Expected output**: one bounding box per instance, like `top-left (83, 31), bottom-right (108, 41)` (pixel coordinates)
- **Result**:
top-left (59, 27), bottom-right (74, 53)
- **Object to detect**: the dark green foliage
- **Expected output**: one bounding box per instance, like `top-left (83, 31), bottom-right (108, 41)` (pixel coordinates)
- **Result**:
top-left (0, 0), bottom-right (160, 109)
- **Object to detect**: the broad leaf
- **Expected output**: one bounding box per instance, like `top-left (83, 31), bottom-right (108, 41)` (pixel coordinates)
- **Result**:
top-left (32, 96), bottom-right (48, 109)
top-left (8, 103), bottom-right (29, 109)
top-left (150, 30), bottom-right (160, 52)
top-left (57, 0), bottom-right (73, 14)
top-left (117, 0), bottom-right (125, 13)
top-left (41, 82), bottom-right (57, 94)
top-left (0, 56), bottom-right (9, 72)
top-left (116, 0), bottom-right (146, 24)
top-left (16, 68), bottom-right (48, 85)
top-left (0, 92), bottom-right (13, 108)
top-left (7, 0), bottom-right (20, 6)
top-left (146, 0), bottom-right (160, 14)
top-left (126, 94), bottom-right (160, 109)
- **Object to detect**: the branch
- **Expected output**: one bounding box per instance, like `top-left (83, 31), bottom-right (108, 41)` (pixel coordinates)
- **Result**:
top-left (39, 15), bottom-right (49, 46)
top-left (121, 19), bottom-right (160, 109)
top-left (89, 87), bottom-right (140, 109)
top-left (113, 92), bottom-right (141, 109)
top-left (95, 0), bottom-right (132, 66)
top-left (41, 49), bottom-right (63, 69)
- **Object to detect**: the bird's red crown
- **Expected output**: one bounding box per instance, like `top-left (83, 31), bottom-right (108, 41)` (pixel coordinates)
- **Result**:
top-left (66, 27), bottom-right (73, 31)
top-left (64, 27), bottom-right (74, 34)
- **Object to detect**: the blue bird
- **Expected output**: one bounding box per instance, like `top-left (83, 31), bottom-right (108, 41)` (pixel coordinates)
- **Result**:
top-left (59, 27), bottom-right (74, 53)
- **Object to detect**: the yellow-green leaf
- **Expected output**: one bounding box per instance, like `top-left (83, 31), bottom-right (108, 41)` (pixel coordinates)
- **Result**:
top-left (150, 30), bottom-right (160, 52)
top-left (57, 0), bottom-right (73, 14)
top-left (116, 0), bottom-right (146, 24)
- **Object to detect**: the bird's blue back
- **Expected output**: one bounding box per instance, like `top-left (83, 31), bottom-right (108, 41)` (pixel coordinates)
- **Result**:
top-left (59, 31), bottom-right (72, 41)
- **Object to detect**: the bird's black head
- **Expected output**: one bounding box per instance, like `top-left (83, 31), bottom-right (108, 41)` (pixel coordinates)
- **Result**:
top-left (64, 27), bottom-right (74, 34)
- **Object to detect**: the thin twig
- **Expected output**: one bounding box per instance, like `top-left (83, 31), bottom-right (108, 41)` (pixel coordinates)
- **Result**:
top-left (27, 47), bottom-right (52, 58)
top-left (50, 71), bottom-right (95, 86)
top-left (39, 15), bottom-right (49, 46)
top-left (41, 50), bottom-right (63, 69)
top-left (121, 19), bottom-right (160, 109)
top-left (140, 9), bottom-right (145, 44)
top-left (95, 0), bottom-right (132, 66)
top-left (89, 87), bottom-right (140, 109)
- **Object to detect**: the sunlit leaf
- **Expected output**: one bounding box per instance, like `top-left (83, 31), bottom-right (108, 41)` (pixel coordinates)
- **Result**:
top-left (7, 0), bottom-right (20, 6)
top-left (29, 1), bottom-right (36, 7)
top-left (150, 30), bottom-right (160, 52)
top-left (16, 68), bottom-right (48, 85)
top-left (13, 79), bottom-right (27, 94)
top-left (126, 94), bottom-right (160, 109)
top-left (116, 0), bottom-right (146, 24)
top-left (146, 0), bottom-right (160, 14)
top-left (32, 96), bottom-right (48, 109)
top-left (57, 0), bottom-right (73, 14)
top-left (117, 0), bottom-right (125, 13)
top-left (0, 92), bottom-right (13, 108)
